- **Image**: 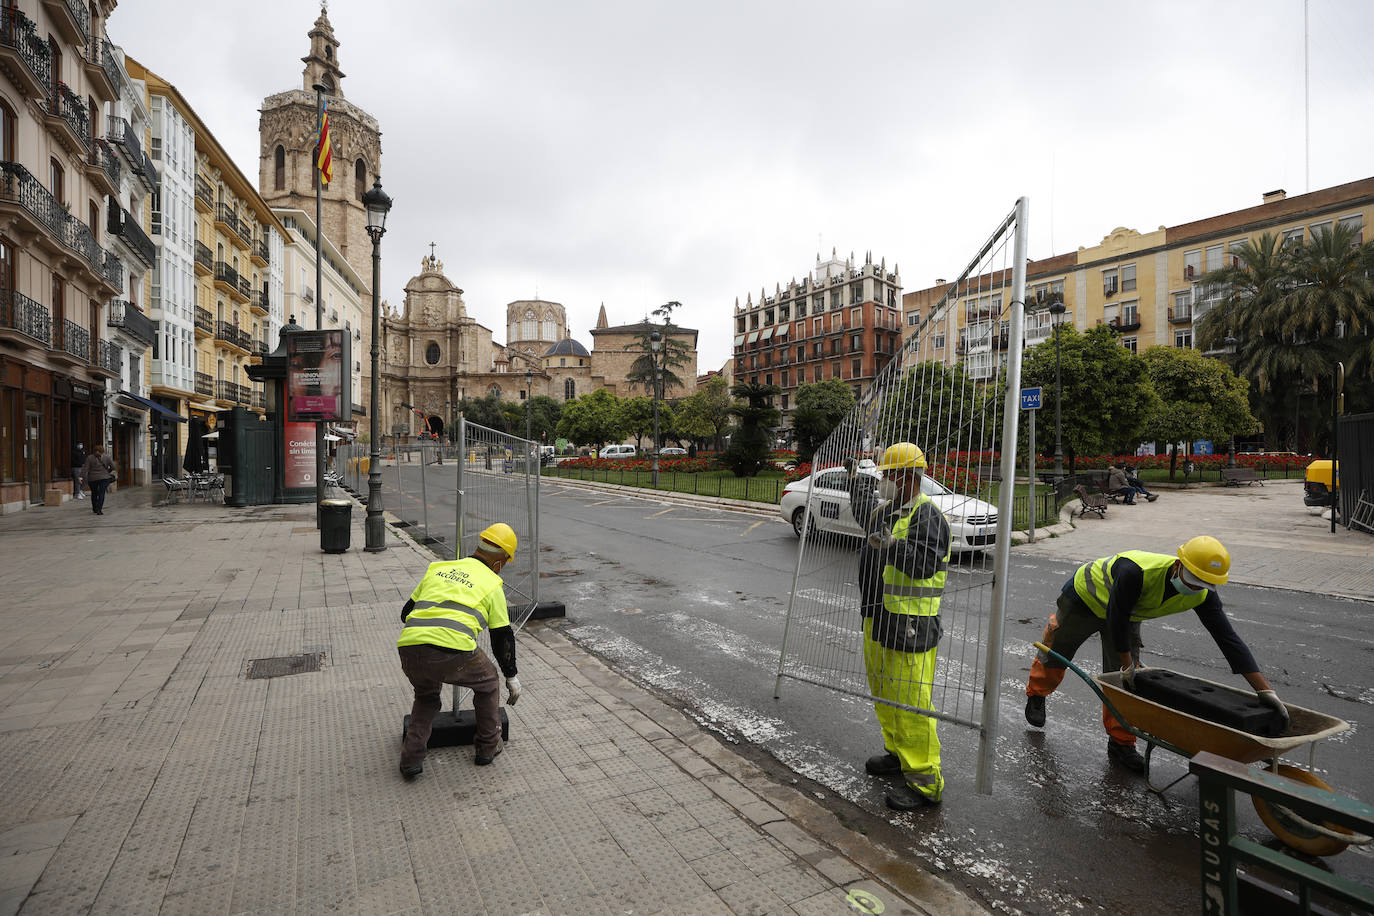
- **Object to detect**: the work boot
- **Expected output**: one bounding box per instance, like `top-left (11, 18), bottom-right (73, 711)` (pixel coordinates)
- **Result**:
top-left (864, 752), bottom-right (902, 776)
top-left (885, 781), bottom-right (941, 811)
top-left (1025, 694), bottom-right (1046, 728)
top-left (1106, 740), bottom-right (1145, 774)
top-left (399, 762), bottom-right (423, 781)
top-left (474, 745), bottom-right (503, 766)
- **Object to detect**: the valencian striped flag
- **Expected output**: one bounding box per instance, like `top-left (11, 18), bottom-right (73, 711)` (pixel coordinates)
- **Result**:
top-left (315, 96), bottom-right (333, 185)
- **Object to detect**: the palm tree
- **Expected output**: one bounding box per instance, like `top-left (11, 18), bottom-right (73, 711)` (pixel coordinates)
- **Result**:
top-left (1284, 222), bottom-right (1374, 376)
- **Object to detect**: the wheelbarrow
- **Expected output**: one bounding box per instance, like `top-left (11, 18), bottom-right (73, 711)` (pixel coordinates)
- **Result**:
top-left (1034, 641), bottom-right (1370, 856)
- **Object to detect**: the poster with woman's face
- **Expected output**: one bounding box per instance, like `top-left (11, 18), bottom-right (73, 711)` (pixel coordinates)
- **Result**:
top-left (287, 330), bottom-right (348, 421)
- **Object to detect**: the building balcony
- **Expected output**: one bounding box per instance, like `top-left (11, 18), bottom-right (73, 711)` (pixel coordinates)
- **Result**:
top-left (136, 151), bottom-right (158, 192)
top-left (194, 174), bottom-right (213, 212)
top-left (107, 300), bottom-right (155, 347)
top-left (0, 161), bottom-right (65, 248)
top-left (252, 390), bottom-right (265, 410)
top-left (194, 240), bottom-right (212, 275)
top-left (82, 36), bottom-right (120, 102)
top-left (250, 237), bottom-right (269, 266)
top-left (237, 275), bottom-right (252, 301)
top-left (106, 200), bottom-right (155, 269)
top-left (94, 338), bottom-right (122, 377)
top-left (44, 80), bottom-right (90, 155)
top-left (1167, 306), bottom-right (1193, 324)
top-left (106, 115), bottom-right (142, 172)
top-left (193, 306), bottom-right (213, 338)
top-left (214, 202), bottom-right (237, 237)
top-left (195, 371), bottom-right (213, 398)
top-left (214, 379), bottom-right (236, 405)
top-left (52, 317), bottom-right (89, 366)
top-left (1108, 317), bottom-right (1142, 333)
top-left (40, 0), bottom-right (89, 46)
top-left (215, 321), bottom-right (249, 355)
top-left (252, 337), bottom-right (269, 356)
top-left (233, 217), bottom-right (253, 248)
top-left (0, 7), bottom-right (51, 99)
top-left (0, 289), bottom-right (51, 347)
top-left (213, 260), bottom-right (238, 294)
top-left (250, 287), bottom-right (269, 316)
top-left (87, 137), bottom-right (120, 197)
top-left (99, 249), bottom-right (123, 293)
top-left (991, 331), bottom-right (1010, 351)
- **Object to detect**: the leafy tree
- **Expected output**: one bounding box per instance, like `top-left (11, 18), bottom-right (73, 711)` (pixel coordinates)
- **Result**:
top-left (674, 375), bottom-right (735, 451)
top-left (1141, 346), bottom-right (1257, 477)
top-left (873, 361), bottom-right (989, 460)
top-left (625, 301), bottom-right (693, 399)
top-left (1019, 326), bottom-right (1157, 467)
top-left (527, 395), bottom-right (563, 444)
top-left (792, 379), bottom-right (855, 463)
top-left (457, 394), bottom-right (507, 434)
top-left (618, 397), bottom-right (658, 451)
top-left (722, 383), bottom-right (780, 477)
top-left (556, 389), bottom-right (626, 449)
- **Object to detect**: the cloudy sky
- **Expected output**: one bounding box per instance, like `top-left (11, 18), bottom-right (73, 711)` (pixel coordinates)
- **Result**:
top-left (112, 0), bottom-right (1374, 372)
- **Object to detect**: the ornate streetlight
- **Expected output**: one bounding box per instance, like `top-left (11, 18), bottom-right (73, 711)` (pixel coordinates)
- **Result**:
top-left (1049, 299), bottom-right (1067, 479)
top-left (650, 329), bottom-right (662, 488)
top-left (362, 178), bottom-right (392, 552)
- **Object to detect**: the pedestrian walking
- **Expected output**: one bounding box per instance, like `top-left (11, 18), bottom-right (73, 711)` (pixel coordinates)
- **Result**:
top-left (1023, 536), bottom-right (1288, 773)
top-left (83, 445), bottom-right (115, 515)
top-left (397, 522), bottom-right (523, 780)
top-left (845, 442), bottom-right (951, 810)
top-left (71, 442), bottom-right (86, 499)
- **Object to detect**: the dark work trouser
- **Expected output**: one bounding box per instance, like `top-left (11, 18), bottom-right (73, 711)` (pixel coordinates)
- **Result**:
top-left (398, 643), bottom-right (502, 766)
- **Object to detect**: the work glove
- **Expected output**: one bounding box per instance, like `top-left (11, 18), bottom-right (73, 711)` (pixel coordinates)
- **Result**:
top-left (1257, 689), bottom-right (1290, 730)
top-left (1120, 659), bottom-right (1145, 690)
top-left (842, 456), bottom-right (859, 479)
top-left (505, 676), bottom-right (522, 706)
top-left (866, 530), bottom-right (896, 551)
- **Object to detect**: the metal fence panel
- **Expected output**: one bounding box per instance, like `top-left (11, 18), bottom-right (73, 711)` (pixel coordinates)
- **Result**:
top-left (774, 198), bottom-right (1028, 794)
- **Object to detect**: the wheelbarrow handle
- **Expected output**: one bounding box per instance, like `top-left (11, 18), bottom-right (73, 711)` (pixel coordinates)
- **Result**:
top-left (1031, 641), bottom-right (1188, 758)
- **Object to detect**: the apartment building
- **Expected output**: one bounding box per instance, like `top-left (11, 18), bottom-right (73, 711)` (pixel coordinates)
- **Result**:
top-left (903, 177), bottom-right (1374, 377)
top-left (732, 250), bottom-right (903, 434)
top-left (0, 0), bottom-right (130, 511)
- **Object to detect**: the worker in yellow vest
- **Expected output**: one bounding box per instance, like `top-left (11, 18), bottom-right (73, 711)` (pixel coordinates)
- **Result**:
top-left (860, 442), bottom-right (952, 810)
top-left (397, 523), bottom-right (523, 780)
top-left (1024, 536), bottom-right (1288, 773)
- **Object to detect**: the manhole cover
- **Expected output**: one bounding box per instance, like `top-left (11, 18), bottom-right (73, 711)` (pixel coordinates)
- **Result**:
top-left (246, 652), bottom-right (324, 679)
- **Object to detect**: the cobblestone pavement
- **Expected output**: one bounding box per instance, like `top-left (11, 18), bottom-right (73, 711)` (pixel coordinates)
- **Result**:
top-left (0, 486), bottom-right (983, 916)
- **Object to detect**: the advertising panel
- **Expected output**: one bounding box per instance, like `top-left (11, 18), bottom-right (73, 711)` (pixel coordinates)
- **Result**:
top-left (285, 421), bottom-right (317, 488)
top-left (286, 329), bottom-right (351, 422)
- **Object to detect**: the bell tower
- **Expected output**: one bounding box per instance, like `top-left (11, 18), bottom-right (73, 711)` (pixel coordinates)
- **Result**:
top-left (258, 5), bottom-right (381, 287)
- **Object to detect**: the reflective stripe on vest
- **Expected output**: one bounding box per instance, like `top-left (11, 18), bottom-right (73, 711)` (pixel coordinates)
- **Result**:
top-left (1072, 550), bottom-right (1208, 620)
top-left (881, 493), bottom-right (951, 618)
top-left (398, 559), bottom-right (502, 652)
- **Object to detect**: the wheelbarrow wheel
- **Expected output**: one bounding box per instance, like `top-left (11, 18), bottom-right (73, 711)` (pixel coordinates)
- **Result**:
top-left (1252, 764), bottom-right (1353, 856)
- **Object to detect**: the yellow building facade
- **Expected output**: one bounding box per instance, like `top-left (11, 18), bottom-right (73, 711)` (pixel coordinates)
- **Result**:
top-left (903, 176), bottom-right (1374, 375)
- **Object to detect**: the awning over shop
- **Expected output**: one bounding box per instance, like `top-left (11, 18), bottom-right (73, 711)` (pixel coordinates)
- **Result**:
top-left (758, 327), bottom-right (774, 341)
top-left (774, 323), bottom-right (790, 337)
top-left (188, 401), bottom-right (220, 414)
top-left (117, 391), bottom-right (187, 423)
top-left (746, 331), bottom-right (759, 344)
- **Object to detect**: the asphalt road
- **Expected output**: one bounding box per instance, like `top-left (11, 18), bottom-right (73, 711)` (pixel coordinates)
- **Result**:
top-left (382, 462), bottom-right (1374, 915)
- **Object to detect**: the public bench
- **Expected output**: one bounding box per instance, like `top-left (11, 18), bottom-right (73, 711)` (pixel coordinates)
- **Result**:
top-left (1221, 467), bottom-right (1263, 487)
top-left (1074, 484), bottom-right (1108, 519)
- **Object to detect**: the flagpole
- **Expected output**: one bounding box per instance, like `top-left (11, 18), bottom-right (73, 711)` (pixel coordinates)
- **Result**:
top-left (313, 82), bottom-right (326, 527)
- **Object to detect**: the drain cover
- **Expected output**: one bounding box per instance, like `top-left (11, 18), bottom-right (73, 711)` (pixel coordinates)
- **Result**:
top-left (246, 652), bottom-right (324, 679)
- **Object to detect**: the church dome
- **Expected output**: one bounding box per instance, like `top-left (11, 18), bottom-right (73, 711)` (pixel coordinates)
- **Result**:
top-left (543, 338), bottom-right (589, 358)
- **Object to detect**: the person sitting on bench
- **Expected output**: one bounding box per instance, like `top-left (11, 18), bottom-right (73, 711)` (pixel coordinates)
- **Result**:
top-left (1123, 464), bottom-right (1158, 502)
top-left (1106, 465), bottom-right (1137, 504)
top-left (1022, 536), bottom-right (1287, 774)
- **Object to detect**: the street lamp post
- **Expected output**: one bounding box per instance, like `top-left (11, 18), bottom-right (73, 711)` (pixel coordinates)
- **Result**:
top-left (1049, 300), bottom-right (1067, 479)
top-left (525, 368), bottom-right (533, 465)
top-left (650, 330), bottom-right (662, 488)
top-left (362, 178), bottom-right (392, 552)
top-left (1224, 335), bottom-right (1238, 466)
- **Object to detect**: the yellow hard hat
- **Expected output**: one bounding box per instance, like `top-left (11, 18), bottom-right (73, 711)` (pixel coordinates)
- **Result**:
top-left (1177, 535), bottom-right (1229, 586)
top-left (876, 442), bottom-right (927, 471)
top-left (479, 523), bottom-right (518, 559)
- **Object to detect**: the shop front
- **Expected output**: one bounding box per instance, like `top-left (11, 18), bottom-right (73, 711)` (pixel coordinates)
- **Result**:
top-left (0, 357), bottom-right (106, 512)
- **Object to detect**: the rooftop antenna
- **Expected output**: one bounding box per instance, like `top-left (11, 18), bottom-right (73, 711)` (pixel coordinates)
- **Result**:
top-left (1304, 0), bottom-right (1310, 192)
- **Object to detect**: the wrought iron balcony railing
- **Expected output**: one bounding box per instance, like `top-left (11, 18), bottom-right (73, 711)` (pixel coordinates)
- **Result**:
top-left (195, 371), bottom-right (213, 397)
top-left (214, 261), bottom-right (239, 289)
top-left (90, 37), bottom-right (123, 98)
top-left (194, 306), bottom-right (213, 335)
top-left (48, 80), bottom-right (91, 151)
top-left (107, 201), bottom-right (155, 268)
top-left (0, 288), bottom-right (52, 345)
top-left (195, 174), bottom-right (213, 209)
top-left (107, 300), bottom-right (155, 347)
top-left (98, 338), bottom-right (122, 373)
top-left (106, 114), bottom-right (142, 167)
top-left (59, 318), bottom-right (89, 361)
top-left (194, 240), bottom-right (212, 273)
top-left (91, 136), bottom-right (120, 186)
top-left (0, 161), bottom-right (64, 238)
top-left (0, 7), bottom-right (52, 92)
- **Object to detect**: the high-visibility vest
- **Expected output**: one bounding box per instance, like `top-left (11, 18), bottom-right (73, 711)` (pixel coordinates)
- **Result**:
top-left (881, 493), bottom-right (951, 618)
top-left (398, 558), bottom-right (509, 652)
top-left (1072, 550), bottom-right (1207, 620)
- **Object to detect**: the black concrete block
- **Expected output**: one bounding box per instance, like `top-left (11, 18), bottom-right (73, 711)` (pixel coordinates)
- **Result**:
top-left (528, 600), bottom-right (565, 620)
top-left (402, 708), bottom-right (510, 747)
top-left (1132, 669), bottom-right (1285, 736)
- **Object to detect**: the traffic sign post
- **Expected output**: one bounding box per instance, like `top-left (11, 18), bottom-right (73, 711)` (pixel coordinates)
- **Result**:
top-left (1021, 387), bottom-right (1041, 541)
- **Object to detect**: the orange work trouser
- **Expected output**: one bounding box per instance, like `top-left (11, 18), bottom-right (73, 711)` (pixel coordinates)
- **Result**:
top-left (1026, 589), bottom-right (1141, 745)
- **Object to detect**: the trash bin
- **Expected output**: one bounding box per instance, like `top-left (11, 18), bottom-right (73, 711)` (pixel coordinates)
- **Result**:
top-left (320, 498), bottom-right (352, 553)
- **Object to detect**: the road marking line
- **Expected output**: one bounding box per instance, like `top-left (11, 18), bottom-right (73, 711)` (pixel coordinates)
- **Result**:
top-left (740, 520), bottom-right (765, 536)
top-left (648, 507), bottom-right (676, 518)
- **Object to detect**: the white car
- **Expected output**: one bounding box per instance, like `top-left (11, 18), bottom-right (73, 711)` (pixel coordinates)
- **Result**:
top-left (779, 465), bottom-right (998, 552)
top-left (659, 447), bottom-right (688, 457)
top-left (598, 444), bottom-right (637, 459)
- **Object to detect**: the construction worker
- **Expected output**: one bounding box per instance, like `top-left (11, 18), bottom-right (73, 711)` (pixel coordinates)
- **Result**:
top-left (397, 523), bottom-right (523, 780)
top-left (848, 442), bottom-right (951, 810)
top-left (1024, 536), bottom-right (1288, 773)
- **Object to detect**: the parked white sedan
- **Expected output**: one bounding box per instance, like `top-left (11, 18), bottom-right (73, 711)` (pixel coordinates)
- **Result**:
top-left (779, 465), bottom-right (998, 552)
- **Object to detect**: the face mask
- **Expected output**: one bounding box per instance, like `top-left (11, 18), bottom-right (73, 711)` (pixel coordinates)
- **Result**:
top-left (877, 479), bottom-right (899, 502)
top-left (1171, 575), bottom-right (1205, 596)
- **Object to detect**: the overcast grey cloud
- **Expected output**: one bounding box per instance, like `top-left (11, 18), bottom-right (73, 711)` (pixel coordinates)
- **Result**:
top-left (112, 0), bottom-right (1374, 371)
